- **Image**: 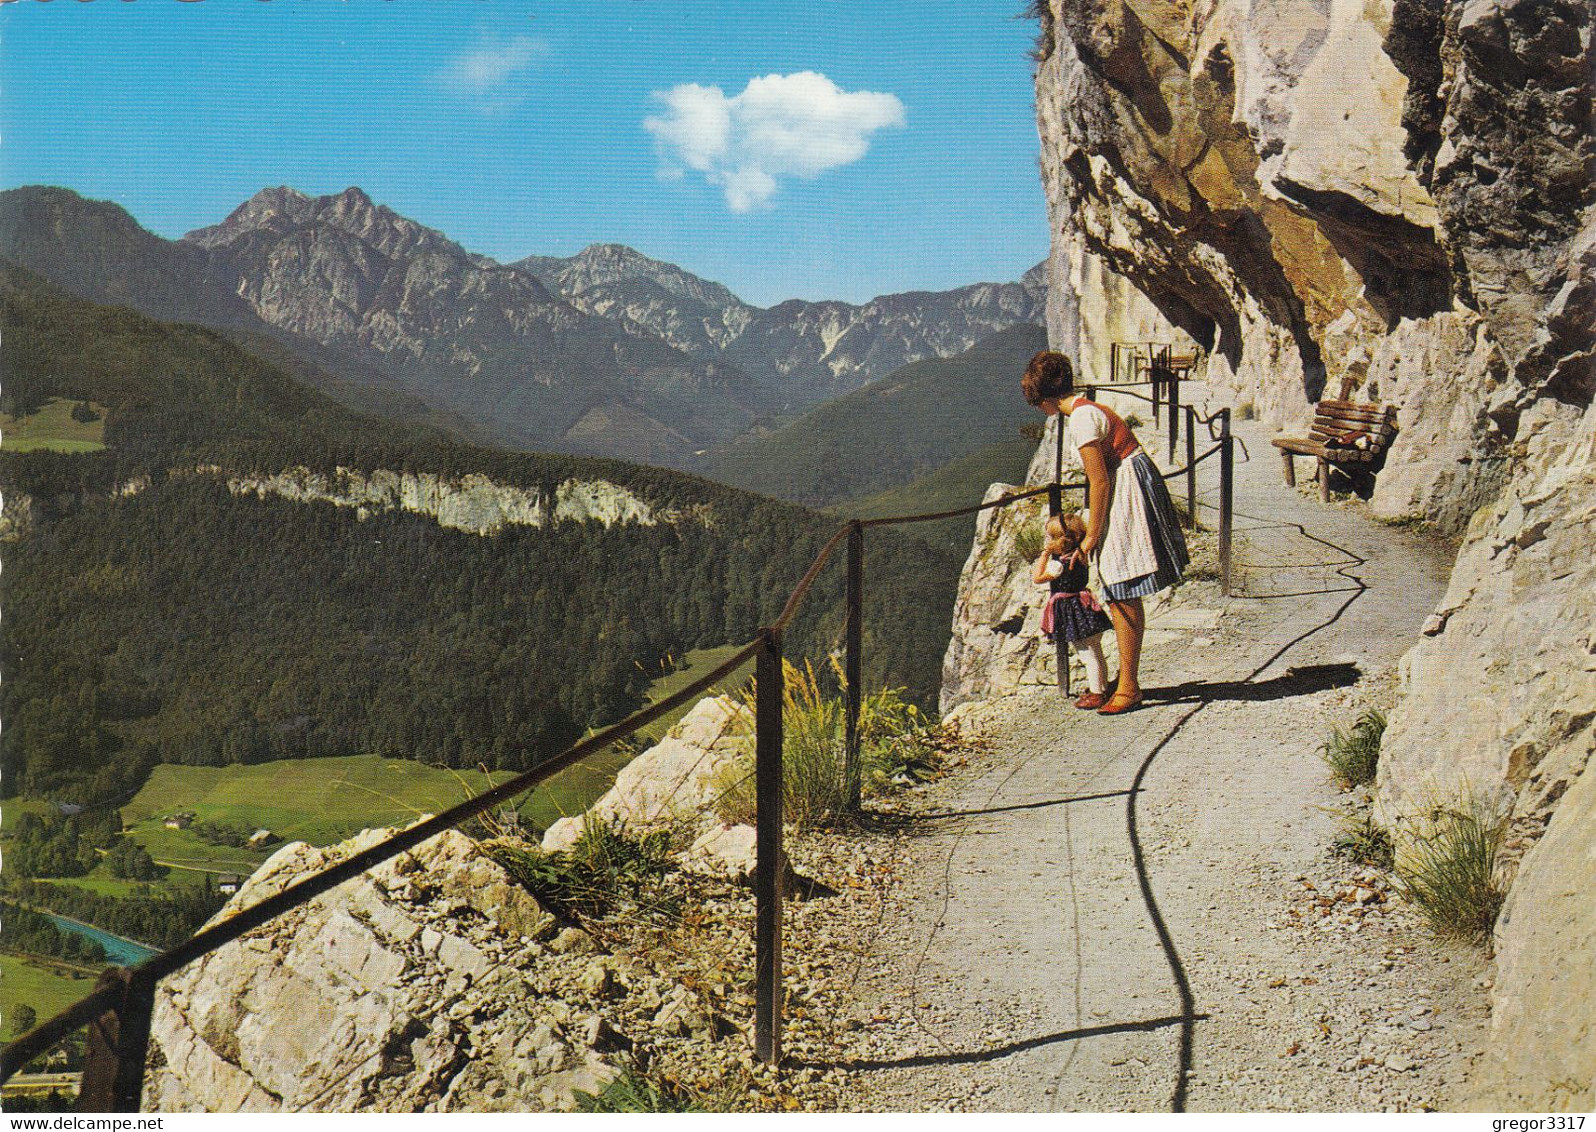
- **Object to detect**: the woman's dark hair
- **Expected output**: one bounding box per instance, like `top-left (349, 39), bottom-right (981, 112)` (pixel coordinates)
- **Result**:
top-left (1022, 351), bottom-right (1075, 406)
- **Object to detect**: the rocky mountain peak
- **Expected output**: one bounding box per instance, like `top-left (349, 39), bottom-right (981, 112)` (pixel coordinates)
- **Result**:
top-left (331, 184), bottom-right (372, 208)
top-left (184, 185), bottom-right (463, 265)
top-left (519, 242), bottom-right (748, 313)
top-left (185, 185), bottom-right (314, 248)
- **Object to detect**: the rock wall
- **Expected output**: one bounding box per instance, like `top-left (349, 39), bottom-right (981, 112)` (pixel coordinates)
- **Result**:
top-left (147, 699), bottom-right (765, 1113)
top-left (939, 485), bottom-right (1100, 715)
top-left (218, 467), bottom-right (684, 535)
top-left (540, 696), bottom-right (752, 852)
top-left (1024, 0), bottom-right (1593, 1108)
top-left (1030, 0), bottom-right (1532, 529)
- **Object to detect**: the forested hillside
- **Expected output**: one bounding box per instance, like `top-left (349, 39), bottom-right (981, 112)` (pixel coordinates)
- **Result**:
top-left (0, 263), bottom-right (959, 805)
top-left (694, 324), bottom-right (1046, 506)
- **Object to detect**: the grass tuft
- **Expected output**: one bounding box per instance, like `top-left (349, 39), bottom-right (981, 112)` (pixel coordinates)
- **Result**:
top-left (713, 659), bottom-right (933, 829)
top-left (1331, 806), bottom-right (1395, 868)
top-left (573, 1064), bottom-right (703, 1113)
top-left (1013, 523), bottom-right (1045, 563)
top-left (1320, 709), bottom-right (1386, 788)
top-left (487, 817), bottom-right (677, 921)
top-left (1395, 796), bottom-right (1506, 944)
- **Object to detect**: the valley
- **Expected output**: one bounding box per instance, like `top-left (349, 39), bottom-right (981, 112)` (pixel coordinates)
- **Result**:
top-left (0, 195), bottom-right (1024, 1054)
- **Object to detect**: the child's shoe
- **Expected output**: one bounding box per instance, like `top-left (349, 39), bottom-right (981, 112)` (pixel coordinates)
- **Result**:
top-left (1073, 691), bottom-right (1108, 710)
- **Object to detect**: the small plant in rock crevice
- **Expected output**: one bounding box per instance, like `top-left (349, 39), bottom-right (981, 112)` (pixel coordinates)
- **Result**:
top-left (1330, 805), bottom-right (1395, 869)
top-left (1320, 708), bottom-right (1387, 788)
top-left (1394, 795), bottom-right (1507, 945)
top-left (1013, 523), bottom-right (1046, 564)
top-left (573, 1063), bottom-right (705, 1113)
top-left (486, 817), bottom-right (678, 922)
top-left (1012, 496), bottom-right (1079, 565)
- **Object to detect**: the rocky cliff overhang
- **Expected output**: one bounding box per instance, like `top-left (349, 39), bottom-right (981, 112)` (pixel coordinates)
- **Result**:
top-left (1027, 0), bottom-right (1593, 1109)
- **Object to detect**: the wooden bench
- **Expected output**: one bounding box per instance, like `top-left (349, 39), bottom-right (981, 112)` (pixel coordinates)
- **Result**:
top-left (1272, 399), bottom-right (1399, 502)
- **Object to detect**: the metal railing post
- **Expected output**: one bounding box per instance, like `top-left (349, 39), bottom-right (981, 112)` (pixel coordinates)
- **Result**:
top-left (77, 968), bottom-right (154, 1113)
top-left (844, 522), bottom-right (863, 812)
top-left (1219, 409), bottom-right (1234, 597)
top-left (1168, 367), bottom-right (1180, 464)
top-left (753, 628), bottom-right (784, 1065)
top-left (1053, 408), bottom-right (1065, 486)
top-left (1185, 405), bottom-right (1198, 531)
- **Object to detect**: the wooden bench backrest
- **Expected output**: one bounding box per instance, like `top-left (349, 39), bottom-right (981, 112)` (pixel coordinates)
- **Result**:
top-left (1308, 400), bottom-right (1397, 450)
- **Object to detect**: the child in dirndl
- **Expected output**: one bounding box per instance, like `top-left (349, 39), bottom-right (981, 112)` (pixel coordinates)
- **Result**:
top-left (1033, 513), bottom-right (1114, 709)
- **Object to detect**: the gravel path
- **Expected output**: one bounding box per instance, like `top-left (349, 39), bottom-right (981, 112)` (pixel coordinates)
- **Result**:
top-left (798, 417), bottom-right (1491, 1112)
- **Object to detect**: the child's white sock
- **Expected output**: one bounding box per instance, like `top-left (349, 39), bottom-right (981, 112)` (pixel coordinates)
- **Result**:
top-left (1078, 633), bottom-right (1108, 693)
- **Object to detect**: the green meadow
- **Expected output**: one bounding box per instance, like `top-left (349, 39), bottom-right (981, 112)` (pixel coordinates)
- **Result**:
top-left (0, 954), bottom-right (100, 1027)
top-left (122, 756), bottom-right (508, 860)
top-left (0, 398), bottom-right (108, 453)
top-left (107, 646), bottom-right (757, 863)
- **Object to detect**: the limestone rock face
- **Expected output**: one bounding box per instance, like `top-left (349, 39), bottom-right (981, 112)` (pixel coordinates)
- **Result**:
top-left (1027, 0), bottom-right (1594, 1106)
top-left (541, 696), bottom-right (752, 851)
top-left (939, 485), bottom-right (1065, 715)
top-left (1032, 0), bottom-right (1499, 525)
top-left (142, 829), bottom-right (626, 1113)
top-left (221, 466), bottom-right (677, 535)
top-left (0, 490), bottom-right (35, 541)
top-left (1467, 737), bottom-right (1596, 1112)
top-left (1377, 392), bottom-right (1596, 839)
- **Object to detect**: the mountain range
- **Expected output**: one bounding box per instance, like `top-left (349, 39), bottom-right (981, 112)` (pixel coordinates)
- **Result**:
top-left (0, 185), bottom-right (1044, 466)
top-left (0, 260), bottom-right (962, 804)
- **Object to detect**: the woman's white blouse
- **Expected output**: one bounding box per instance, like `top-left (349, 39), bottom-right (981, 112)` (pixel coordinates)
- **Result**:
top-left (1066, 402), bottom-right (1112, 450)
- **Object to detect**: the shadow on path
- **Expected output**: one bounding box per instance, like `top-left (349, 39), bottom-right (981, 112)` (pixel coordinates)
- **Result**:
top-left (794, 1013), bottom-right (1206, 1072)
top-left (896, 789), bottom-right (1135, 822)
top-left (1144, 662), bottom-right (1361, 706)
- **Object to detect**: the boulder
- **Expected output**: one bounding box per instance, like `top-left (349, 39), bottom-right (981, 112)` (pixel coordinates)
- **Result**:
top-left (679, 823), bottom-right (758, 882)
top-left (541, 695), bottom-right (752, 850)
top-left (145, 828), bottom-right (600, 1113)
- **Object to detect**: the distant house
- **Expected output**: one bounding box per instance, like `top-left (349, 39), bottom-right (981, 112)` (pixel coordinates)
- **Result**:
top-left (247, 829), bottom-right (275, 847)
top-left (57, 802), bottom-right (83, 817)
top-left (164, 812), bottom-right (195, 830)
top-left (217, 875), bottom-right (241, 895)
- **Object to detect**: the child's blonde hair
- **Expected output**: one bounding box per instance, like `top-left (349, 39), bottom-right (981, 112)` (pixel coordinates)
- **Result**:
top-left (1045, 512), bottom-right (1086, 553)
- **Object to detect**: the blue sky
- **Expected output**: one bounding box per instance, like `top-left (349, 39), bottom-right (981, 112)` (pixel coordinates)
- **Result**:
top-left (0, 1), bottom-right (1048, 307)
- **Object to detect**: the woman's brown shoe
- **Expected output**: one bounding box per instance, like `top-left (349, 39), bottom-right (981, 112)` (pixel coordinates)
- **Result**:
top-left (1074, 691), bottom-right (1108, 710)
top-left (1097, 691), bottom-right (1144, 715)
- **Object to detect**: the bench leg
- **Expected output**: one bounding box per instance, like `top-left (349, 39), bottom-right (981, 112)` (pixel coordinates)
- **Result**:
top-left (1281, 450), bottom-right (1296, 487)
top-left (1318, 458), bottom-right (1331, 503)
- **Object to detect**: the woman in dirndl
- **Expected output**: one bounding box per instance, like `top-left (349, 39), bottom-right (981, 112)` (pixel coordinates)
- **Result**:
top-left (1022, 350), bottom-right (1189, 714)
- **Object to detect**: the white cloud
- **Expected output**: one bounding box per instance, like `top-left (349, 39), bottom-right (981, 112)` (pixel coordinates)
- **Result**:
top-left (437, 35), bottom-right (547, 107)
top-left (644, 71), bottom-right (906, 212)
